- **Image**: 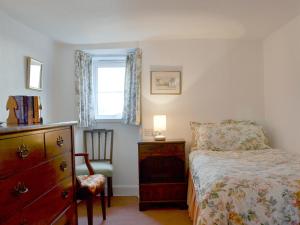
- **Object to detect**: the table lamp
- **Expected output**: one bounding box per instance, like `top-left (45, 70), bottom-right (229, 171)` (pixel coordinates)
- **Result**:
top-left (153, 115), bottom-right (166, 141)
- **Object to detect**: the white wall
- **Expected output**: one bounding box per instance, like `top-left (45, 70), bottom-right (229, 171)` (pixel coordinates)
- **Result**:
top-left (263, 15), bottom-right (300, 154)
top-left (52, 39), bottom-right (264, 196)
top-left (140, 40), bottom-right (265, 148)
top-left (0, 11), bottom-right (55, 122)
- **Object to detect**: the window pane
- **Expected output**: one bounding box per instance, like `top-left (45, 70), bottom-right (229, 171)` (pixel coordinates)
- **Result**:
top-left (98, 67), bottom-right (125, 93)
top-left (98, 92), bottom-right (124, 117)
top-left (95, 62), bottom-right (126, 119)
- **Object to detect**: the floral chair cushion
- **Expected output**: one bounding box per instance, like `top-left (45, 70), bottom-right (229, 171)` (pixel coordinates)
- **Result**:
top-left (77, 174), bottom-right (106, 194)
top-left (190, 120), bottom-right (270, 151)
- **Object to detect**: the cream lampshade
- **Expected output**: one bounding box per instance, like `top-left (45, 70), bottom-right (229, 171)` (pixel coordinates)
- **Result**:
top-left (153, 115), bottom-right (166, 141)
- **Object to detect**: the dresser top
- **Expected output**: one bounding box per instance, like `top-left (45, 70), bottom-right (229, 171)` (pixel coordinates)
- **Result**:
top-left (0, 121), bottom-right (77, 135)
top-left (138, 139), bottom-right (185, 144)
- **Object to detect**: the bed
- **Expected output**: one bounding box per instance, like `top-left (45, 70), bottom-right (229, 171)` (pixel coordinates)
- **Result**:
top-left (187, 121), bottom-right (300, 225)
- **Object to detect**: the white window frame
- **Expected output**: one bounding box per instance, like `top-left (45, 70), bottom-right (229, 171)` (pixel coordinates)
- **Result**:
top-left (92, 56), bottom-right (126, 122)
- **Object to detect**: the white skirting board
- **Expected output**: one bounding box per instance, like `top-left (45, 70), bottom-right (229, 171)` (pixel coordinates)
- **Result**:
top-left (104, 185), bottom-right (138, 196)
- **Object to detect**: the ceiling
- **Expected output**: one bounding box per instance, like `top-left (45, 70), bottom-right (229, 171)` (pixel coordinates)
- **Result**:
top-left (1, 0), bottom-right (300, 44)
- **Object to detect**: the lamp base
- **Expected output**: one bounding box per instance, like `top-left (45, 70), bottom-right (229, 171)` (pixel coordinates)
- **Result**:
top-left (154, 135), bottom-right (166, 141)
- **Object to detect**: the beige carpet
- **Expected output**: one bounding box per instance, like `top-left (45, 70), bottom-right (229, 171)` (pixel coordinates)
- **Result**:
top-left (77, 197), bottom-right (192, 225)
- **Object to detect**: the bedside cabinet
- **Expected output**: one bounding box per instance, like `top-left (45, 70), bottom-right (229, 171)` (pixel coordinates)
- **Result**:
top-left (138, 140), bottom-right (187, 211)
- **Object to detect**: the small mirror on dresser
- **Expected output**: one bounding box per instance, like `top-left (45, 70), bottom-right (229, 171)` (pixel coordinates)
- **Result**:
top-left (27, 57), bottom-right (43, 91)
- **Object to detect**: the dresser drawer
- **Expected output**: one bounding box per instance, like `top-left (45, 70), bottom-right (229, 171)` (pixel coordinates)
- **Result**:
top-left (52, 152), bottom-right (73, 182)
top-left (2, 212), bottom-right (22, 225)
top-left (52, 204), bottom-right (77, 225)
top-left (140, 183), bottom-right (187, 202)
top-left (0, 162), bottom-right (55, 222)
top-left (21, 177), bottom-right (74, 225)
top-left (0, 153), bottom-right (72, 222)
top-left (45, 129), bottom-right (72, 158)
top-left (0, 133), bottom-right (45, 179)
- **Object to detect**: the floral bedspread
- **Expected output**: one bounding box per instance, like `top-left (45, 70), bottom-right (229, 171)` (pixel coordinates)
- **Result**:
top-left (189, 149), bottom-right (300, 225)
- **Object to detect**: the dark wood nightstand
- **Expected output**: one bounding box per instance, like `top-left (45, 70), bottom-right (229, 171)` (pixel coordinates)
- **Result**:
top-left (138, 139), bottom-right (187, 211)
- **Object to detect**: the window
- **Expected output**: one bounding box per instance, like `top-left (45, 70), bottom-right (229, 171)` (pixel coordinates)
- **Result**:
top-left (93, 57), bottom-right (126, 120)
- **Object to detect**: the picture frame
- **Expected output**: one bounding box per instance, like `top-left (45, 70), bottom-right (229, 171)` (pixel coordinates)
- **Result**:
top-left (27, 57), bottom-right (43, 91)
top-left (150, 71), bottom-right (182, 95)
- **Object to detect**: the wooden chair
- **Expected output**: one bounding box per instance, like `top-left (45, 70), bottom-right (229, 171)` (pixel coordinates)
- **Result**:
top-left (75, 153), bottom-right (106, 225)
top-left (76, 129), bottom-right (114, 207)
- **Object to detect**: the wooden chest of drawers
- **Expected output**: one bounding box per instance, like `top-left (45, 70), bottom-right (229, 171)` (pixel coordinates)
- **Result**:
top-left (0, 122), bottom-right (77, 225)
top-left (138, 140), bottom-right (187, 211)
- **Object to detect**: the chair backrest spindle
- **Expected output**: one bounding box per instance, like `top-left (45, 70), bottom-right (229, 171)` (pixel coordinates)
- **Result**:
top-left (104, 131), bottom-right (107, 160)
top-left (110, 130), bottom-right (114, 164)
top-left (84, 130), bottom-right (88, 156)
top-left (91, 131), bottom-right (94, 160)
top-left (98, 132), bottom-right (101, 161)
top-left (83, 129), bottom-right (114, 164)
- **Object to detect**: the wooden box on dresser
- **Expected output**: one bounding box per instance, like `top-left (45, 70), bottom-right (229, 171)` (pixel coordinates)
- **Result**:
top-left (0, 122), bottom-right (78, 225)
top-left (138, 140), bottom-right (187, 211)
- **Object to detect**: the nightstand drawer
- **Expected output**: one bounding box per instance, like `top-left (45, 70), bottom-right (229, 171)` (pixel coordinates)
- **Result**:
top-left (139, 155), bottom-right (185, 183)
top-left (140, 183), bottom-right (187, 201)
top-left (139, 143), bottom-right (185, 160)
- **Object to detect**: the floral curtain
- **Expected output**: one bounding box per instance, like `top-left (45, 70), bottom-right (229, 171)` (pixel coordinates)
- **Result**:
top-left (122, 48), bottom-right (142, 126)
top-left (75, 50), bottom-right (95, 127)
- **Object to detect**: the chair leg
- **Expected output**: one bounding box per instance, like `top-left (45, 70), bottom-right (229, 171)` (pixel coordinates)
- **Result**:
top-left (107, 177), bottom-right (112, 207)
top-left (100, 190), bottom-right (106, 220)
top-left (86, 197), bottom-right (93, 225)
top-left (110, 177), bottom-right (113, 197)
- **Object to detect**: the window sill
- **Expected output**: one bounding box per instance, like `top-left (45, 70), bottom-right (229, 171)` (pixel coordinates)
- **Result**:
top-left (95, 119), bottom-right (123, 123)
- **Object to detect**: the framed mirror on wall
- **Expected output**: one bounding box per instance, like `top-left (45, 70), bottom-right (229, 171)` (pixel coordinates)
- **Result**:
top-left (27, 57), bottom-right (43, 91)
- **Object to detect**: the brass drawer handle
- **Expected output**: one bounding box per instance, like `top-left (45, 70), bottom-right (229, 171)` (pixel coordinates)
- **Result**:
top-left (14, 182), bottom-right (29, 195)
top-left (61, 190), bottom-right (69, 199)
top-left (17, 144), bottom-right (30, 159)
top-left (56, 136), bottom-right (64, 147)
top-left (60, 161), bottom-right (68, 171)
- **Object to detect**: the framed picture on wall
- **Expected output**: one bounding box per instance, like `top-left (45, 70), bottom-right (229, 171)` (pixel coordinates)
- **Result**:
top-left (150, 71), bottom-right (181, 95)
